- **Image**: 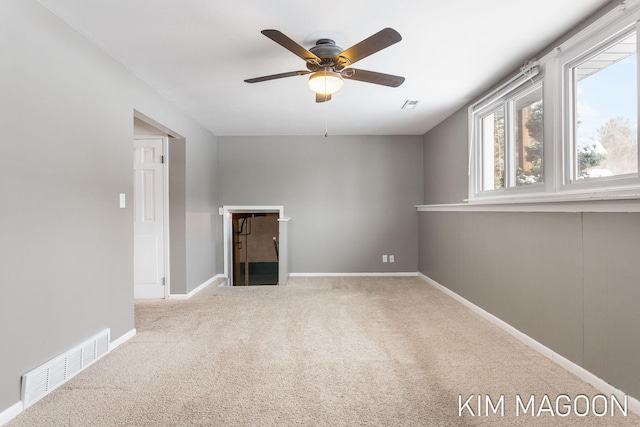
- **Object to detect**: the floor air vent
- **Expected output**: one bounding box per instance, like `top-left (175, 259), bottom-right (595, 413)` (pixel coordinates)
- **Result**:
top-left (21, 329), bottom-right (110, 409)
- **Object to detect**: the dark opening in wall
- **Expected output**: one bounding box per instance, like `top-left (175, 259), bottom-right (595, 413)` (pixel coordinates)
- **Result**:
top-left (232, 212), bottom-right (279, 286)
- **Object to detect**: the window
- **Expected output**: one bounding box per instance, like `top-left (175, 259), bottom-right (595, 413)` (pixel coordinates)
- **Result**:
top-left (515, 86), bottom-right (544, 186)
top-left (472, 79), bottom-right (543, 197)
top-left (479, 106), bottom-right (505, 191)
top-left (469, 3), bottom-right (640, 202)
top-left (566, 29), bottom-right (638, 183)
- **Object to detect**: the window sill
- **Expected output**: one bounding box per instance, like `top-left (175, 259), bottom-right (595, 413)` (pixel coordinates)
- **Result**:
top-left (416, 194), bottom-right (640, 212)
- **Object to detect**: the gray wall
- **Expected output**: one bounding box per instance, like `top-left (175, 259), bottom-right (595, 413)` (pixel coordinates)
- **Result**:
top-left (169, 138), bottom-right (188, 294)
top-left (185, 132), bottom-right (219, 291)
top-left (423, 107), bottom-right (469, 204)
top-left (420, 97), bottom-right (640, 400)
top-left (0, 0), bottom-right (218, 412)
top-left (218, 135), bottom-right (423, 273)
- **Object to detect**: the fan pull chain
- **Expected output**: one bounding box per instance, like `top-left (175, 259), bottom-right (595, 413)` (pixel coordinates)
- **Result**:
top-left (324, 97), bottom-right (329, 138)
top-left (324, 78), bottom-right (329, 137)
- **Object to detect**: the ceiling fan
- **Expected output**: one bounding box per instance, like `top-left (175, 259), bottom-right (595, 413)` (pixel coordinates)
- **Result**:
top-left (245, 28), bottom-right (405, 102)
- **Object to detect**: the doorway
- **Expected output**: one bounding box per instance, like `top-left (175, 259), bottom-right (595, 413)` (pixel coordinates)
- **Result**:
top-left (232, 212), bottom-right (279, 286)
top-left (222, 206), bottom-right (286, 287)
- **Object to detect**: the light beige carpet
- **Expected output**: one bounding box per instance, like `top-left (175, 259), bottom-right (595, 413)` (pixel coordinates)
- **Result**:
top-left (8, 276), bottom-right (639, 426)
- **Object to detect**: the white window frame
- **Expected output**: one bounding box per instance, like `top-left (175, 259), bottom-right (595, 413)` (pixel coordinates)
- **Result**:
top-left (558, 17), bottom-right (640, 195)
top-left (469, 1), bottom-right (640, 203)
top-left (469, 73), bottom-right (545, 200)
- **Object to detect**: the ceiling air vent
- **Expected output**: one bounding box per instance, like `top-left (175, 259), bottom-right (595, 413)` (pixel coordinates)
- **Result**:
top-left (402, 100), bottom-right (419, 110)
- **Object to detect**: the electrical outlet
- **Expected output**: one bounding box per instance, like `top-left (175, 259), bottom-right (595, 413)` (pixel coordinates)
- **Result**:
top-left (389, 255), bottom-right (395, 263)
top-left (382, 255), bottom-right (388, 263)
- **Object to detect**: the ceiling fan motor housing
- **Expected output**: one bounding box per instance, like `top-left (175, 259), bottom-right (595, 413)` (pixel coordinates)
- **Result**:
top-left (307, 39), bottom-right (347, 71)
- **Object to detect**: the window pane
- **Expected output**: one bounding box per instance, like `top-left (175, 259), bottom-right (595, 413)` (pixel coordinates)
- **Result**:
top-left (481, 107), bottom-right (505, 190)
top-left (515, 87), bottom-right (543, 186)
top-left (574, 32), bottom-right (638, 180)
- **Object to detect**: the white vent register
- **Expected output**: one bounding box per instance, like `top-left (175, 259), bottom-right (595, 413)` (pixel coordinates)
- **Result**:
top-left (21, 329), bottom-right (110, 409)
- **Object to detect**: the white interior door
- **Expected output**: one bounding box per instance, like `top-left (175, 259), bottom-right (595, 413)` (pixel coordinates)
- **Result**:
top-left (134, 138), bottom-right (165, 298)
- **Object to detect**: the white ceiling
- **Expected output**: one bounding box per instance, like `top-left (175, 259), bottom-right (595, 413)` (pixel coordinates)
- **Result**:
top-left (37, 0), bottom-right (611, 136)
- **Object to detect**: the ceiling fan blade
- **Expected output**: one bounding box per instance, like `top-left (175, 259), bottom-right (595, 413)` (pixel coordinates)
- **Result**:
top-left (315, 93), bottom-right (332, 103)
top-left (336, 28), bottom-right (402, 67)
top-left (341, 68), bottom-right (405, 87)
top-left (261, 30), bottom-right (321, 65)
top-left (244, 70), bottom-right (310, 83)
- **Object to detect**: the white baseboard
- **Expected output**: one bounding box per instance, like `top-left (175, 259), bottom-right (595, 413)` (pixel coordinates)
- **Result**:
top-left (169, 274), bottom-right (225, 299)
top-left (289, 272), bottom-right (418, 277)
top-left (0, 401), bottom-right (23, 426)
top-left (418, 272), bottom-right (640, 416)
top-left (108, 328), bottom-right (136, 352)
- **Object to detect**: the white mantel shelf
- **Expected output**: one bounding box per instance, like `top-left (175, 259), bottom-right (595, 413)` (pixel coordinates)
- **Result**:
top-left (416, 198), bottom-right (640, 213)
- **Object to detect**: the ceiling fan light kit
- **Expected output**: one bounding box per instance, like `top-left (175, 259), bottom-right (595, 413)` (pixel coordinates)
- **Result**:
top-left (245, 28), bottom-right (405, 102)
top-left (308, 69), bottom-right (344, 95)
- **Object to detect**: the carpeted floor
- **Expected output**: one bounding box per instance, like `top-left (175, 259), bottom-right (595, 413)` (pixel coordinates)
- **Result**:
top-left (8, 276), bottom-right (640, 426)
